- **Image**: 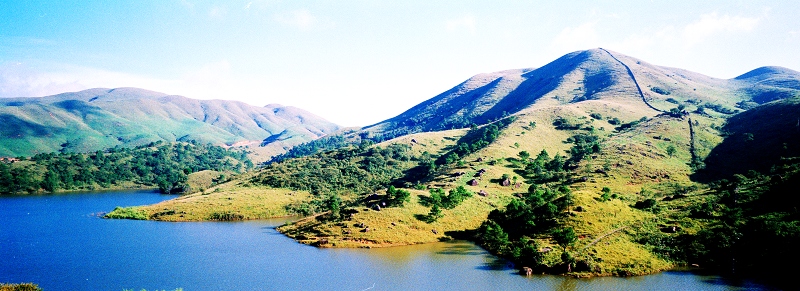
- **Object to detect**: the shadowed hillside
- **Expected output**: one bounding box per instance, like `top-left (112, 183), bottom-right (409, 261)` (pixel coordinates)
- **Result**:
top-left (0, 88), bottom-right (340, 158)
top-left (693, 96), bottom-right (800, 182)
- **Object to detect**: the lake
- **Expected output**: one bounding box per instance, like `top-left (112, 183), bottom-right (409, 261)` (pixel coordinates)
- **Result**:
top-left (0, 190), bottom-right (777, 290)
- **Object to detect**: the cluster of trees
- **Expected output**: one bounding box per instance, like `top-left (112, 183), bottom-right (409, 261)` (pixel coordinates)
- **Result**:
top-left (385, 185), bottom-right (411, 207)
top-left (256, 143), bottom-right (414, 196)
top-left (552, 117), bottom-right (585, 130)
top-left (0, 141), bottom-right (252, 194)
top-left (519, 133), bottom-right (601, 183)
top-left (639, 161), bottom-right (800, 277)
top-left (475, 184), bottom-right (575, 270)
top-left (615, 116), bottom-right (648, 131)
top-left (268, 135), bottom-right (350, 163)
top-left (522, 149), bottom-right (568, 183)
top-left (667, 104), bottom-right (689, 118)
top-left (422, 186), bottom-right (473, 222)
top-left (438, 117), bottom-right (516, 166)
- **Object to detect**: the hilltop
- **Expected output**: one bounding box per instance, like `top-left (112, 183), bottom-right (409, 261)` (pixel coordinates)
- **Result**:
top-left (0, 87), bottom-right (340, 161)
top-left (364, 48), bottom-right (799, 141)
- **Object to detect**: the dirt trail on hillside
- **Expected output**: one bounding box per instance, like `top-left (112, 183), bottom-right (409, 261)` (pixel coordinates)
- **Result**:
top-left (599, 48), bottom-right (665, 113)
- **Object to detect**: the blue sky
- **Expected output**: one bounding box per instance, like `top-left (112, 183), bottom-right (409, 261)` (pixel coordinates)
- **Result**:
top-left (1, 1), bottom-right (798, 126)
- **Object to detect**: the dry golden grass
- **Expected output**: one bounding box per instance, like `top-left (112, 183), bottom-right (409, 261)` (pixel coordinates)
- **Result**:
top-left (136, 185), bottom-right (312, 221)
top-left (186, 170), bottom-right (224, 192)
top-left (377, 128), bottom-right (467, 157)
top-left (564, 190), bottom-right (672, 275)
top-left (278, 186), bottom-right (518, 248)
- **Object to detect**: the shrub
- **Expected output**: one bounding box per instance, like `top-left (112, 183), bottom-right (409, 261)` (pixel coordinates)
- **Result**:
top-left (650, 87), bottom-right (671, 95)
top-left (634, 199), bottom-right (657, 210)
top-left (208, 211), bottom-right (245, 221)
top-left (105, 207), bottom-right (148, 220)
top-left (0, 283), bottom-right (42, 291)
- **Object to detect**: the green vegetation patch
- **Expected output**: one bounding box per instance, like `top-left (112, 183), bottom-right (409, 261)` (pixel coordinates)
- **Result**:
top-left (0, 141), bottom-right (252, 195)
top-left (105, 207), bottom-right (148, 220)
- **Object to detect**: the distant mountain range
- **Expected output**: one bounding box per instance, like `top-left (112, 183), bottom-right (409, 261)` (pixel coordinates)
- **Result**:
top-left (364, 48), bottom-right (800, 139)
top-left (0, 87), bottom-right (339, 158)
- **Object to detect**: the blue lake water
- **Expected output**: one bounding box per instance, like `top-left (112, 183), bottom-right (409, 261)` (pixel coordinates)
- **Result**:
top-left (0, 190), bottom-right (779, 290)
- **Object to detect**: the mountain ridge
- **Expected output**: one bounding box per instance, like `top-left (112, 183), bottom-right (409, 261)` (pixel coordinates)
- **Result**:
top-left (0, 88), bottom-right (340, 159)
top-left (364, 48), bottom-right (800, 141)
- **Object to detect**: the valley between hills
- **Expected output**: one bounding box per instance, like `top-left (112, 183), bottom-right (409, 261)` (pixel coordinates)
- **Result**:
top-left (4, 48), bottom-right (800, 278)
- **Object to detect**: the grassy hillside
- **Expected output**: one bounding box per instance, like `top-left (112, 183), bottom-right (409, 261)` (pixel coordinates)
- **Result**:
top-left (104, 49), bottom-right (800, 278)
top-left (0, 88), bottom-right (339, 160)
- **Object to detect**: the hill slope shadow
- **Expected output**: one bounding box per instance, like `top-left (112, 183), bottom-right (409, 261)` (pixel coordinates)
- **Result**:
top-left (692, 97), bottom-right (800, 182)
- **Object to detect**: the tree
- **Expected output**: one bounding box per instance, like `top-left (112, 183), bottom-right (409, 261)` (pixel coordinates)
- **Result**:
top-left (600, 187), bottom-right (612, 201)
top-left (42, 169), bottom-right (60, 192)
top-left (517, 151), bottom-right (530, 162)
top-left (386, 186), bottom-right (410, 207)
top-left (326, 193), bottom-right (341, 218)
top-left (552, 227), bottom-right (577, 251)
top-left (666, 145), bottom-right (677, 158)
top-left (0, 162), bottom-right (13, 194)
top-left (425, 204), bottom-right (443, 223)
top-left (477, 220), bottom-right (510, 253)
top-left (441, 186), bottom-right (472, 209)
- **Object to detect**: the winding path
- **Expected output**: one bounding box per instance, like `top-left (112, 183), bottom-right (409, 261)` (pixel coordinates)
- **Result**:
top-left (599, 48), bottom-right (666, 113)
top-left (580, 225), bottom-right (629, 253)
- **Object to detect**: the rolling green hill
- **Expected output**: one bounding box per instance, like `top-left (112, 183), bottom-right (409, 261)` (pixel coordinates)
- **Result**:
top-left (0, 87), bottom-right (340, 160)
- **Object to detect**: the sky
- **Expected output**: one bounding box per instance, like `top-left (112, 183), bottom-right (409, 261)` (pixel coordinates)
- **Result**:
top-left (1, 1), bottom-right (799, 126)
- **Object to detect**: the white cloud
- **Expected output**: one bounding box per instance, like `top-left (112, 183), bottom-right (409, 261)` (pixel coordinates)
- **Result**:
top-left (0, 61), bottom-right (238, 100)
top-left (551, 22), bottom-right (600, 52)
top-left (682, 12), bottom-right (760, 46)
top-left (446, 15), bottom-right (476, 33)
top-left (275, 10), bottom-right (317, 30)
top-left (0, 63), bottom-right (85, 97)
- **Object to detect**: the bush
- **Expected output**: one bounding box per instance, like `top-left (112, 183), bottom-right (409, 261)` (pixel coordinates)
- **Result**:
top-left (650, 87), bottom-right (671, 95)
top-left (208, 211), bottom-right (245, 221)
top-left (105, 207), bottom-right (148, 220)
top-left (0, 283), bottom-right (42, 291)
top-left (634, 199), bottom-right (657, 210)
